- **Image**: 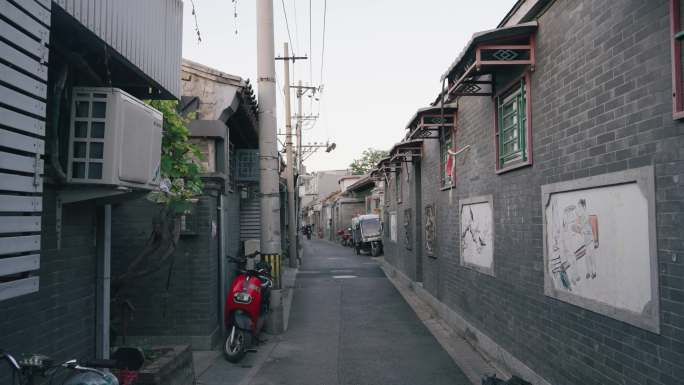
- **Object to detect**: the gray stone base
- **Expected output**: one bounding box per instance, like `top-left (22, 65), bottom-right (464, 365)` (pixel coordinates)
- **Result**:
top-left (116, 326), bottom-right (220, 350)
top-left (135, 345), bottom-right (195, 385)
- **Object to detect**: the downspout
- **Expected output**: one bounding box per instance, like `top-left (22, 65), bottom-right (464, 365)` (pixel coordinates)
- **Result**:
top-left (95, 205), bottom-right (112, 359)
top-left (50, 64), bottom-right (68, 181)
top-left (218, 195), bottom-right (226, 335)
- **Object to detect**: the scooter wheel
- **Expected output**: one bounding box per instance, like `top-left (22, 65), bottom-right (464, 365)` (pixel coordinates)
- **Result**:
top-left (223, 325), bottom-right (252, 363)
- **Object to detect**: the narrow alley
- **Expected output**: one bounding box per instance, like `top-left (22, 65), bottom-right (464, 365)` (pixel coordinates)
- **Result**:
top-left (205, 239), bottom-right (473, 385)
top-left (1, 2), bottom-right (683, 385)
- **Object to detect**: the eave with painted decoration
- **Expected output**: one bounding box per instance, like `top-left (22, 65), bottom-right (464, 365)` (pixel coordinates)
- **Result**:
top-left (388, 139), bottom-right (424, 165)
top-left (406, 105), bottom-right (458, 140)
top-left (439, 21), bottom-right (537, 101)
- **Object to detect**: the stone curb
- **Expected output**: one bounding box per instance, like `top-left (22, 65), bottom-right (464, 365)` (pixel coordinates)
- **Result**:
top-left (376, 256), bottom-right (551, 385)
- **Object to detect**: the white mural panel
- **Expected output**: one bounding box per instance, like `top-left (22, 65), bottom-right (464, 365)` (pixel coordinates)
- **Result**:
top-left (460, 196), bottom-right (494, 276)
top-left (542, 166), bottom-right (658, 333)
top-left (546, 184), bottom-right (649, 313)
top-left (390, 212), bottom-right (397, 242)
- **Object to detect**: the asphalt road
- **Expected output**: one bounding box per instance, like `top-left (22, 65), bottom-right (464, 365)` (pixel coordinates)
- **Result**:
top-left (247, 239), bottom-right (470, 385)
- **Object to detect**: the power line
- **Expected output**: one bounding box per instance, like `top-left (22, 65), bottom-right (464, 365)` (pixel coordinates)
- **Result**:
top-left (308, 0), bottom-right (313, 86)
top-left (280, 0), bottom-right (295, 56)
top-left (292, 0), bottom-right (301, 54)
top-left (319, 0), bottom-right (327, 86)
top-left (189, 0), bottom-right (202, 43)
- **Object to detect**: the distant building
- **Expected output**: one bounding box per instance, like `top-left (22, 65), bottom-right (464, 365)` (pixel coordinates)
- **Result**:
top-left (300, 169), bottom-right (350, 237)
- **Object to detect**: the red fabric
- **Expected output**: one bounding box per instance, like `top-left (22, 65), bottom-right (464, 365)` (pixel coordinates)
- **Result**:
top-left (445, 154), bottom-right (454, 178)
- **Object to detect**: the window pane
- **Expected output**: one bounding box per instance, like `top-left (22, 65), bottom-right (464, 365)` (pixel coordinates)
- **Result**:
top-left (92, 102), bottom-right (106, 118)
top-left (75, 101), bottom-right (89, 118)
top-left (88, 162), bottom-right (103, 179)
top-left (72, 162), bottom-right (86, 178)
top-left (91, 122), bottom-right (105, 138)
top-left (89, 142), bottom-right (104, 159)
top-left (74, 121), bottom-right (88, 138)
top-left (73, 142), bottom-right (87, 158)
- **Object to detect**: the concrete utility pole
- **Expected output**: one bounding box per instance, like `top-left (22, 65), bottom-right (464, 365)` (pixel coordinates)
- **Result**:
top-left (282, 42), bottom-right (297, 268)
top-left (296, 80), bottom-right (304, 175)
top-left (256, 0), bottom-right (281, 257)
top-left (276, 47), bottom-right (307, 268)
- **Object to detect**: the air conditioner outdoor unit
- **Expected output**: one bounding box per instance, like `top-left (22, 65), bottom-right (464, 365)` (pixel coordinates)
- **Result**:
top-left (67, 87), bottom-right (162, 190)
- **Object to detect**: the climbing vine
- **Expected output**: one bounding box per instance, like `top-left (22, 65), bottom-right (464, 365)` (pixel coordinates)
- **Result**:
top-left (146, 99), bottom-right (203, 213)
top-left (111, 100), bottom-right (204, 334)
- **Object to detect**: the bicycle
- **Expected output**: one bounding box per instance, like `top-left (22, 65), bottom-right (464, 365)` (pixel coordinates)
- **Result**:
top-left (1, 348), bottom-right (144, 385)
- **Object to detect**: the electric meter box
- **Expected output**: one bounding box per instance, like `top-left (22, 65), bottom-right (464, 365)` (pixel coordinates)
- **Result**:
top-left (67, 87), bottom-right (163, 190)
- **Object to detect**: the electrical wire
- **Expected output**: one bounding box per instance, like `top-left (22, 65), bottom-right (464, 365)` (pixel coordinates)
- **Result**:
top-left (189, 0), bottom-right (202, 43)
top-left (319, 0), bottom-right (327, 86)
top-left (280, 0), bottom-right (295, 56)
top-left (292, 0), bottom-right (301, 54)
top-left (308, 0), bottom-right (313, 85)
top-left (232, 0), bottom-right (239, 36)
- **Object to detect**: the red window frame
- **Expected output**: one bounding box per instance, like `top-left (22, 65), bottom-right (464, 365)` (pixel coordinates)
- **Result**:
top-left (494, 71), bottom-right (533, 173)
top-left (670, 0), bottom-right (684, 119)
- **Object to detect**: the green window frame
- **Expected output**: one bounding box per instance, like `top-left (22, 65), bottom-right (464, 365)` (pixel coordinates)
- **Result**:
top-left (439, 126), bottom-right (453, 188)
top-left (496, 79), bottom-right (527, 169)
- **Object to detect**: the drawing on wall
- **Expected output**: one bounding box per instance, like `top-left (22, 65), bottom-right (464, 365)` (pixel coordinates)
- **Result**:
top-left (542, 166), bottom-right (659, 332)
top-left (425, 204), bottom-right (435, 256)
top-left (548, 198), bottom-right (599, 291)
top-left (460, 196), bottom-right (494, 275)
top-left (404, 208), bottom-right (412, 250)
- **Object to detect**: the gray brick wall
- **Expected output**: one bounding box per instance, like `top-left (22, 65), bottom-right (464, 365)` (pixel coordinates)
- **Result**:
top-left (111, 189), bottom-right (221, 348)
top-left (384, 1), bottom-right (684, 384)
top-left (0, 187), bottom-right (96, 381)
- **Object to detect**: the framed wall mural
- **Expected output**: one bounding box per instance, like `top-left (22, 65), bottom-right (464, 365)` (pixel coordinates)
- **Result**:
top-left (459, 195), bottom-right (495, 276)
top-left (390, 211), bottom-right (397, 242)
top-left (404, 208), bottom-right (412, 250)
top-left (425, 204), bottom-right (436, 257)
top-left (541, 166), bottom-right (659, 333)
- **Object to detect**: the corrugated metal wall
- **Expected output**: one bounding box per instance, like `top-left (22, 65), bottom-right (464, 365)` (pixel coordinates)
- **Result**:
top-left (53, 0), bottom-right (183, 98)
top-left (0, 0), bottom-right (49, 300)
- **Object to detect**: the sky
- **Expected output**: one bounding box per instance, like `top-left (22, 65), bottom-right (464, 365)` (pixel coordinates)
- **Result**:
top-left (181, 0), bottom-right (518, 172)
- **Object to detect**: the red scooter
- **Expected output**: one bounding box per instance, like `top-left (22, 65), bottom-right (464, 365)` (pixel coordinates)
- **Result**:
top-left (223, 251), bottom-right (273, 363)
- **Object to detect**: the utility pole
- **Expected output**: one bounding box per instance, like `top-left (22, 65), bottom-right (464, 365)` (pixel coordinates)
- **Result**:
top-left (275, 47), bottom-right (307, 268)
top-left (295, 81), bottom-right (304, 263)
top-left (256, 0), bottom-right (281, 259)
top-left (296, 80), bottom-right (304, 175)
top-left (282, 42), bottom-right (297, 268)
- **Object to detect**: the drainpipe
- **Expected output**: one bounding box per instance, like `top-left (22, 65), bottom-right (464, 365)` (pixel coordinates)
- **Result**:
top-left (95, 204), bottom-right (111, 359)
top-left (218, 195), bottom-right (226, 335)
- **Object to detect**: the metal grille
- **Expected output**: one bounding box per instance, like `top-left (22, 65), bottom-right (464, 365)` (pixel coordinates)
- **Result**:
top-left (236, 149), bottom-right (259, 182)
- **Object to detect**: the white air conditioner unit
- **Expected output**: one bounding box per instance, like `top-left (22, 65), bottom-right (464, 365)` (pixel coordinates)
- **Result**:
top-left (67, 87), bottom-right (162, 190)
